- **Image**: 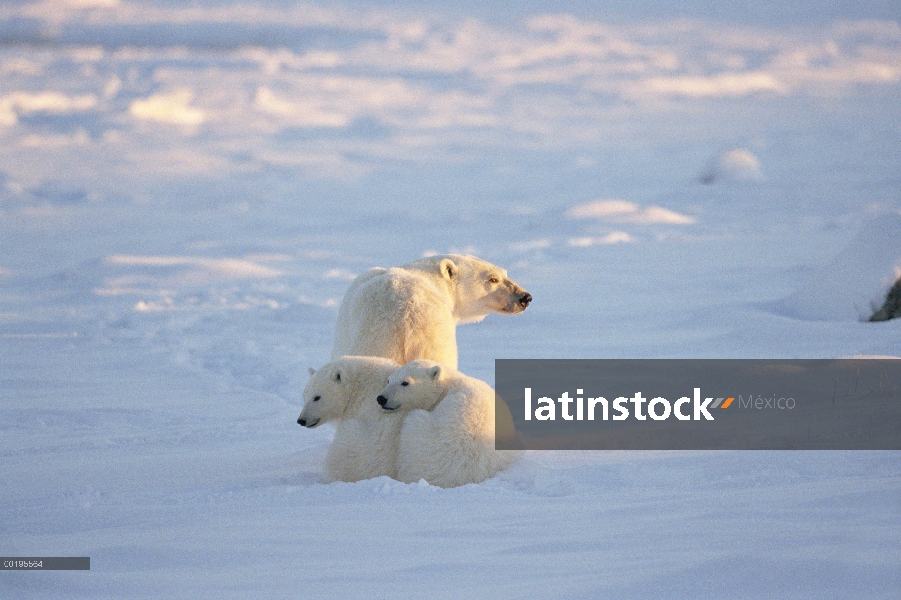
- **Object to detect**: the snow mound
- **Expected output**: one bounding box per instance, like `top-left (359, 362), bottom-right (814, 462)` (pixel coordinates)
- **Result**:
top-left (773, 212), bottom-right (901, 321)
top-left (565, 199), bottom-right (695, 225)
top-left (568, 232), bottom-right (634, 246)
top-left (129, 90), bottom-right (206, 126)
top-left (700, 149), bottom-right (763, 184)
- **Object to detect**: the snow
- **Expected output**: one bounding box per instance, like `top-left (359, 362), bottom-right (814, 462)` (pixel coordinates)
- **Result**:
top-left (774, 212), bottom-right (901, 321)
top-left (1, 1), bottom-right (900, 598)
top-left (128, 90), bottom-right (206, 126)
top-left (565, 199), bottom-right (697, 225)
top-left (701, 149), bottom-right (764, 184)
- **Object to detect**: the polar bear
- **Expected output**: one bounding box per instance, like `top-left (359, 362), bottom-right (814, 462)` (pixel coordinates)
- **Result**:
top-left (332, 254), bottom-right (531, 370)
top-left (376, 360), bottom-right (519, 488)
top-left (297, 356), bottom-right (404, 483)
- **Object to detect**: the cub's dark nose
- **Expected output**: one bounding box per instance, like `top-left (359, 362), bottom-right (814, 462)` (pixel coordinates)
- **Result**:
top-left (377, 395), bottom-right (388, 406)
top-left (519, 293), bottom-right (532, 308)
top-left (297, 417), bottom-right (306, 426)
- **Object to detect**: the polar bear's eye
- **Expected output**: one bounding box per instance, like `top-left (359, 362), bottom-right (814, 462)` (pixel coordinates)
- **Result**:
top-left (488, 276), bottom-right (500, 284)
top-left (313, 395), bottom-right (321, 402)
top-left (401, 381), bottom-right (409, 386)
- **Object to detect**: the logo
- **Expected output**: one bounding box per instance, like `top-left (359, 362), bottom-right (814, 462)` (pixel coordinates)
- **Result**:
top-left (524, 388), bottom-right (738, 422)
top-left (497, 359), bottom-right (900, 450)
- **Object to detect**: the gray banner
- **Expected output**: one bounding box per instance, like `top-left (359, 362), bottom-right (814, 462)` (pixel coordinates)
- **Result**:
top-left (1, 557), bottom-right (90, 570)
top-left (495, 359), bottom-right (901, 450)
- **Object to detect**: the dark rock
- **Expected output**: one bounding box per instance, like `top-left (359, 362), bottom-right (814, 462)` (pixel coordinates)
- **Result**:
top-left (869, 277), bottom-right (901, 322)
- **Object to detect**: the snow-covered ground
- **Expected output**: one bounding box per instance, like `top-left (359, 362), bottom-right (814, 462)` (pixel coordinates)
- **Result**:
top-left (1, 1), bottom-right (900, 597)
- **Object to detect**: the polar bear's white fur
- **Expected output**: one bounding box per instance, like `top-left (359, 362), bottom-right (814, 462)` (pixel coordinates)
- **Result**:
top-left (297, 356), bottom-right (403, 483)
top-left (332, 254), bottom-right (531, 370)
top-left (376, 360), bottom-right (519, 488)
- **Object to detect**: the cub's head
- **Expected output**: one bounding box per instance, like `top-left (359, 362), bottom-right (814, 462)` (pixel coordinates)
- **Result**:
top-left (376, 360), bottom-right (447, 412)
top-left (297, 364), bottom-right (351, 428)
top-left (410, 254), bottom-right (532, 323)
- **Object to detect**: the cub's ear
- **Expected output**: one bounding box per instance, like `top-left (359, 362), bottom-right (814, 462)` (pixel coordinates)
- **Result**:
top-left (440, 258), bottom-right (458, 280)
top-left (429, 365), bottom-right (442, 380)
top-left (308, 367), bottom-right (316, 376)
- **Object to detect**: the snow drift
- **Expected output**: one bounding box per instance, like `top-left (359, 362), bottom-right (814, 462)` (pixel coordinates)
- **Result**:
top-left (773, 212), bottom-right (901, 321)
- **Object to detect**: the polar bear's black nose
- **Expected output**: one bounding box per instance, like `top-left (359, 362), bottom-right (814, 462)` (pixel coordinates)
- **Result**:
top-left (377, 395), bottom-right (388, 406)
top-left (297, 417), bottom-right (306, 426)
top-left (519, 293), bottom-right (532, 308)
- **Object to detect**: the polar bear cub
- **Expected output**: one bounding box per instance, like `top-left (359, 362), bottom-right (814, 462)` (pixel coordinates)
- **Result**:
top-left (332, 254), bottom-right (531, 370)
top-left (376, 360), bottom-right (519, 488)
top-left (297, 356), bottom-right (403, 483)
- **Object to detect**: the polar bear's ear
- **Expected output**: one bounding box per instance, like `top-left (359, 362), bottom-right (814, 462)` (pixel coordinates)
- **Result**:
top-left (308, 367), bottom-right (316, 376)
top-left (440, 258), bottom-right (458, 280)
top-left (429, 365), bottom-right (442, 380)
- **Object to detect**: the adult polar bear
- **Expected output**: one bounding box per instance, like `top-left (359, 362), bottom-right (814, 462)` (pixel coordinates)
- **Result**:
top-left (332, 254), bottom-right (531, 370)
